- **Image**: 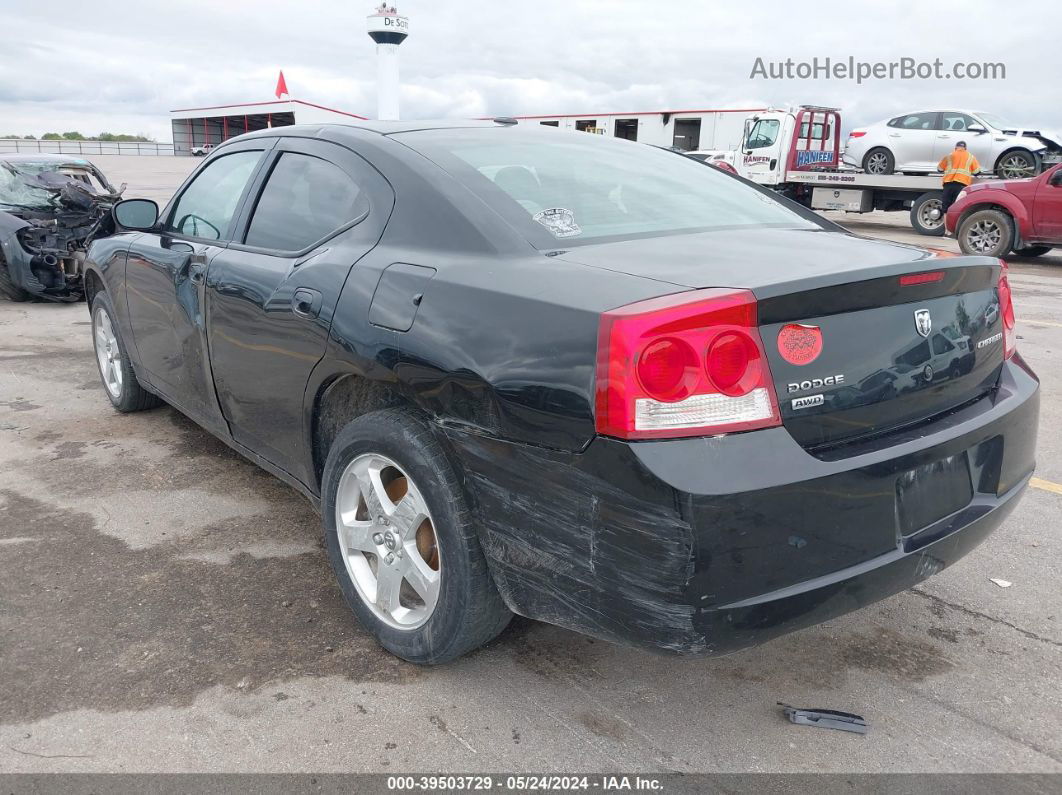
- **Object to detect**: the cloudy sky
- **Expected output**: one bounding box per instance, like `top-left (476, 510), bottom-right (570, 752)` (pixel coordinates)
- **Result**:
top-left (1, 0), bottom-right (1057, 141)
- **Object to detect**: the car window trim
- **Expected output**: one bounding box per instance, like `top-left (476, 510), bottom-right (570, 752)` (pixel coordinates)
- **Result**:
top-left (159, 139), bottom-right (277, 246)
top-left (227, 140), bottom-right (375, 258)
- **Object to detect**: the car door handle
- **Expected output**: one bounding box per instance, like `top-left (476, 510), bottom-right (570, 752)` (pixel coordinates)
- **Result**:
top-left (888, 133), bottom-right (900, 137)
top-left (292, 288), bottom-right (322, 318)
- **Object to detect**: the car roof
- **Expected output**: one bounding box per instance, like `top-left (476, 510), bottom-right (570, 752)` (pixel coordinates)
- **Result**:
top-left (887, 109), bottom-right (982, 117)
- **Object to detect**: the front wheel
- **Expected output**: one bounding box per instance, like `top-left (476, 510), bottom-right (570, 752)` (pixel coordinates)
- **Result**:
top-left (91, 292), bottom-right (163, 412)
top-left (957, 209), bottom-right (1014, 257)
top-left (910, 192), bottom-right (946, 236)
top-left (322, 408), bottom-right (512, 664)
top-left (995, 150), bottom-right (1038, 180)
top-left (1013, 245), bottom-right (1052, 258)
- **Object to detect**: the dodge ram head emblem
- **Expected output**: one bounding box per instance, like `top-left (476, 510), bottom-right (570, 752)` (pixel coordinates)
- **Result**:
top-left (914, 309), bottom-right (932, 338)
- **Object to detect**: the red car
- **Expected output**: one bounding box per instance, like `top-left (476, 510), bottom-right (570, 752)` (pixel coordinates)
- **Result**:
top-left (946, 163), bottom-right (1062, 258)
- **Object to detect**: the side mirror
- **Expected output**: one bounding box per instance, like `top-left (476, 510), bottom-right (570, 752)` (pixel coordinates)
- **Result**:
top-left (113, 198), bottom-right (159, 230)
top-left (967, 124), bottom-right (987, 134)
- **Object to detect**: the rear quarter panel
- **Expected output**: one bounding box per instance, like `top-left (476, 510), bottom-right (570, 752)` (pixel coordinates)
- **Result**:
top-left (322, 244), bottom-right (674, 454)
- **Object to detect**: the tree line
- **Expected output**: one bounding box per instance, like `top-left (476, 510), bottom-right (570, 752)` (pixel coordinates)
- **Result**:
top-left (1, 132), bottom-right (155, 142)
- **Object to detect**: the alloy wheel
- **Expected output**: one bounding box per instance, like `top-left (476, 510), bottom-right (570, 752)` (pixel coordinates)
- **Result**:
top-left (866, 152), bottom-right (889, 174)
top-left (334, 453), bottom-right (441, 630)
top-left (93, 306), bottom-right (123, 399)
top-left (998, 154), bottom-right (1035, 179)
top-left (966, 219), bottom-right (1003, 253)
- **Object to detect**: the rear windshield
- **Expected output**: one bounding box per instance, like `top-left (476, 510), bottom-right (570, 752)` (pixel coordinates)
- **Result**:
top-left (398, 128), bottom-right (820, 247)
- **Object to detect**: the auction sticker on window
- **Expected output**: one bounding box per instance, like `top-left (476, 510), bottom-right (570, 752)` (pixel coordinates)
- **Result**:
top-left (533, 207), bottom-right (582, 238)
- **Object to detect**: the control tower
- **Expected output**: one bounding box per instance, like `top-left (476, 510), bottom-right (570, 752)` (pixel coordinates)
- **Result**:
top-left (366, 4), bottom-right (409, 121)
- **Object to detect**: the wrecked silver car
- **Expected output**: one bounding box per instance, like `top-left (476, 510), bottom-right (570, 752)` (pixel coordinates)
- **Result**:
top-left (0, 154), bottom-right (124, 302)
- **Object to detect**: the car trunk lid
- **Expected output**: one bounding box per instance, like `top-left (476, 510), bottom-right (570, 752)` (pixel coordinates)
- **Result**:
top-left (756, 262), bottom-right (1005, 450)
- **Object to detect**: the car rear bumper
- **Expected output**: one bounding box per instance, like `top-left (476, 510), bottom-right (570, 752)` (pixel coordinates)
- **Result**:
top-left (445, 356), bottom-right (1039, 655)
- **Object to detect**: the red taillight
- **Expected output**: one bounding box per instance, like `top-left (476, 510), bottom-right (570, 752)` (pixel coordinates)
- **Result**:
top-left (899, 270), bottom-right (945, 286)
top-left (706, 332), bottom-right (758, 394)
top-left (595, 289), bottom-right (781, 439)
top-left (997, 260), bottom-right (1016, 359)
top-left (637, 337), bottom-right (699, 400)
top-left (848, 130), bottom-right (867, 138)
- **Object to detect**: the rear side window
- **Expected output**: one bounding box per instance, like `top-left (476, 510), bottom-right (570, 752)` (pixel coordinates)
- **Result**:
top-left (244, 153), bottom-right (365, 251)
top-left (896, 113), bottom-right (938, 130)
top-left (167, 151), bottom-right (261, 240)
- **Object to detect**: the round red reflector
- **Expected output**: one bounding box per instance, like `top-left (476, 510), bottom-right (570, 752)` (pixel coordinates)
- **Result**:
top-left (637, 338), bottom-right (698, 401)
top-left (777, 324), bottom-right (823, 365)
top-left (706, 332), bottom-right (756, 393)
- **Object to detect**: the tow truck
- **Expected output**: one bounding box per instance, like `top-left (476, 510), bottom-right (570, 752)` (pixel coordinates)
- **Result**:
top-left (696, 106), bottom-right (996, 236)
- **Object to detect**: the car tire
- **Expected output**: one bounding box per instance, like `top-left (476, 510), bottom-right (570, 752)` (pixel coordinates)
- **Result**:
top-left (910, 192), bottom-right (946, 236)
top-left (863, 147), bottom-right (895, 175)
top-left (0, 255), bottom-right (31, 302)
top-left (995, 150), bottom-right (1038, 180)
top-left (1013, 245), bottom-right (1052, 258)
top-left (322, 408), bottom-right (512, 664)
top-left (957, 209), bottom-right (1014, 257)
top-left (90, 291), bottom-right (163, 412)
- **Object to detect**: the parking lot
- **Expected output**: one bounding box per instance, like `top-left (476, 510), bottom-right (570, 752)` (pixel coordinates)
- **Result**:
top-left (1, 154), bottom-right (1060, 773)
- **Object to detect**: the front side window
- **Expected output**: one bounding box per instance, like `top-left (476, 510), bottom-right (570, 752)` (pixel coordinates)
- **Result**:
top-left (400, 128), bottom-right (820, 246)
top-left (939, 113), bottom-right (977, 132)
top-left (746, 119), bottom-right (780, 149)
top-left (244, 153), bottom-right (365, 251)
top-left (166, 151), bottom-right (261, 240)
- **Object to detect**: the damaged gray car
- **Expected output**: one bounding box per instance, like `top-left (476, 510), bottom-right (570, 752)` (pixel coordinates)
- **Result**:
top-left (0, 154), bottom-right (124, 302)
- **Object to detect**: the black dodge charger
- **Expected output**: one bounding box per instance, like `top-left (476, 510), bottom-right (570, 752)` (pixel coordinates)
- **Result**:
top-left (84, 120), bottom-right (1038, 663)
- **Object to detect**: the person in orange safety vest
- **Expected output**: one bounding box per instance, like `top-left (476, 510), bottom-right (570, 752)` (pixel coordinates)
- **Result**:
top-left (938, 141), bottom-right (981, 215)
